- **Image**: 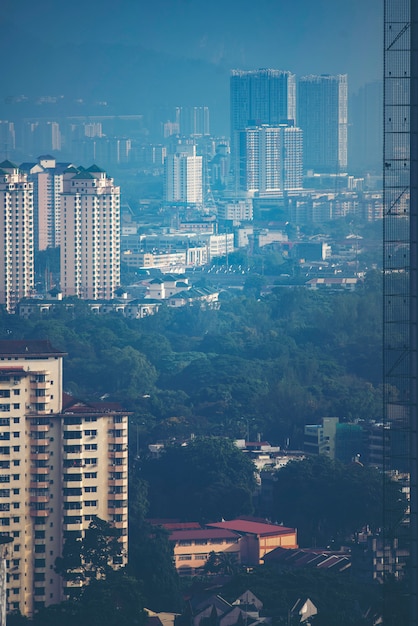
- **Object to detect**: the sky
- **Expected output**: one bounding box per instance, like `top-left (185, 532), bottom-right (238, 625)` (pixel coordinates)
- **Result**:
top-left (2, 0), bottom-right (382, 91)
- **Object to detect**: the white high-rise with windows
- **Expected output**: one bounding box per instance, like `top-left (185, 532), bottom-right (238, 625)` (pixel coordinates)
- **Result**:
top-left (60, 165), bottom-right (120, 300)
top-left (164, 143), bottom-right (203, 205)
top-left (0, 340), bottom-right (128, 617)
top-left (0, 160), bottom-right (34, 312)
top-left (236, 125), bottom-right (303, 195)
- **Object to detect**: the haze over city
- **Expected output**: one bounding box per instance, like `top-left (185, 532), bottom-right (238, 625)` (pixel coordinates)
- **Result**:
top-left (0, 0), bottom-right (382, 132)
top-left (0, 0), bottom-right (414, 624)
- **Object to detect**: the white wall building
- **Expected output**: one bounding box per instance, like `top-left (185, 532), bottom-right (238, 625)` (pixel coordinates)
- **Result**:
top-left (60, 165), bottom-right (120, 300)
top-left (0, 340), bottom-right (128, 617)
top-left (0, 161), bottom-right (34, 312)
top-left (164, 143), bottom-right (203, 205)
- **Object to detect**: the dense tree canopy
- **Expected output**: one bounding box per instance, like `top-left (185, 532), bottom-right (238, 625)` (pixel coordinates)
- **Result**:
top-left (142, 437), bottom-right (256, 522)
top-left (0, 276), bottom-right (383, 448)
top-left (269, 455), bottom-right (406, 547)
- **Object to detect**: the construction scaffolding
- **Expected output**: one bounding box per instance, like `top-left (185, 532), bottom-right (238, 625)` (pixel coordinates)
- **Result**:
top-left (383, 0), bottom-right (417, 623)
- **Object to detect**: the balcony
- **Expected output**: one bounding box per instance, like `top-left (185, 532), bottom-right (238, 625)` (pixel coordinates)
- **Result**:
top-left (31, 466), bottom-right (49, 475)
top-left (30, 437), bottom-right (49, 447)
top-left (30, 508), bottom-right (49, 518)
top-left (30, 452), bottom-right (49, 462)
top-left (108, 450), bottom-right (128, 460)
top-left (30, 481), bottom-right (49, 489)
top-left (30, 424), bottom-right (49, 433)
top-left (30, 394), bottom-right (51, 404)
top-left (30, 495), bottom-right (49, 504)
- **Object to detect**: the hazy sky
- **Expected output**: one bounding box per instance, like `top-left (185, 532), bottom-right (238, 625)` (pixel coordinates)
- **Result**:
top-left (2, 0), bottom-right (382, 92)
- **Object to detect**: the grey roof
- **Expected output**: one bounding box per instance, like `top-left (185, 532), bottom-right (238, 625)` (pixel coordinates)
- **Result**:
top-left (0, 159), bottom-right (18, 169)
top-left (71, 171), bottom-right (95, 180)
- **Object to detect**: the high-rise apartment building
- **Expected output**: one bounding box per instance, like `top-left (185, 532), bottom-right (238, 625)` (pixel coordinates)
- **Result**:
top-left (298, 74), bottom-right (348, 174)
top-left (0, 340), bottom-right (128, 617)
top-left (235, 125), bottom-right (303, 195)
top-left (230, 69), bottom-right (296, 134)
top-left (0, 160), bottom-right (34, 313)
top-left (176, 106), bottom-right (210, 137)
top-left (60, 165), bottom-right (121, 300)
top-left (164, 143), bottom-right (203, 205)
top-left (20, 156), bottom-right (75, 252)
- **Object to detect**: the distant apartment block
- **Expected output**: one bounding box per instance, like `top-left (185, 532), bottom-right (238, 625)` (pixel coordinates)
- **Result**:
top-left (0, 160), bottom-right (34, 312)
top-left (176, 106), bottom-right (210, 137)
top-left (230, 69), bottom-right (296, 136)
top-left (298, 74), bottom-right (348, 173)
top-left (20, 155), bottom-right (75, 251)
top-left (235, 125), bottom-right (303, 195)
top-left (0, 340), bottom-right (128, 617)
top-left (60, 164), bottom-right (121, 299)
top-left (164, 142), bottom-right (203, 205)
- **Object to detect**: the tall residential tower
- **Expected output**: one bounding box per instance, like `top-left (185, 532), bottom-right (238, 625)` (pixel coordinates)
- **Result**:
top-left (60, 165), bottom-right (121, 300)
top-left (0, 161), bottom-right (34, 312)
top-left (297, 74), bottom-right (348, 174)
top-left (0, 340), bottom-right (128, 617)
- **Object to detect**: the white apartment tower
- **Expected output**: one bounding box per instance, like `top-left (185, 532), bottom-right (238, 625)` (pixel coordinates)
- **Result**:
top-left (0, 160), bottom-right (34, 313)
top-left (60, 165), bottom-right (121, 300)
top-left (0, 340), bottom-right (128, 617)
top-left (20, 156), bottom-right (73, 252)
top-left (164, 143), bottom-right (203, 205)
top-left (236, 125), bottom-right (303, 195)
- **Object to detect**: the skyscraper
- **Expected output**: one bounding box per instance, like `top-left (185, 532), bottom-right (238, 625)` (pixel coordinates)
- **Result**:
top-left (0, 340), bottom-right (128, 617)
top-left (230, 69), bottom-right (296, 134)
top-left (298, 74), bottom-right (348, 174)
top-left (235, 125), bottom-right (303, 195)
top-left (176, 106), bottom-right (210, 137)
top-left (164, 142), bottom-right (203, 205)
top-left (60, 165), bottom-right (121, 300)
top-left (0, 160), bottom-right (34, 312)
top-left (20, 155), bottom-right (73, 252)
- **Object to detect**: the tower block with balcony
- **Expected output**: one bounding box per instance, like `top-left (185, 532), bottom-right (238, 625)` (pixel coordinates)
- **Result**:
top-left (0, 340), bottom-right (128, 617)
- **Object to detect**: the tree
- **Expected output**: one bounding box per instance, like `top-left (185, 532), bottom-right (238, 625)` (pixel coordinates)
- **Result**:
top-left (143, 437), bottom-right (257, 522)
top-left (55, 517), bottom-right (124, 586)
top-left (127, 521), bottom-right (181, 612)
top-left (270, 456), bottom-right (406, 547)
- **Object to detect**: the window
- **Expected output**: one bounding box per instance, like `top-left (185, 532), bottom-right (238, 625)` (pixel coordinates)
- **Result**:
top-left (84, 472), bottom-right (97, 479)
top-left (84, 500), bottom-right (97, 507)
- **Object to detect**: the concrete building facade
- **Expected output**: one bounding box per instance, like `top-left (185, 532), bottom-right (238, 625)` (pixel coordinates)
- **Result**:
top-left (0, 340), bottom-right (128, 617)
top-left (298, 74), bottom-right (348, 173)
top-left (0, 161), bottom-right (34, 313)
top-left (60, 165), bottom-right (120, 300)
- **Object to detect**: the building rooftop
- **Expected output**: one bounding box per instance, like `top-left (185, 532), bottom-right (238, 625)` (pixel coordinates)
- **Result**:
top-left (207, 518), bottom-right (296, 537)
top-left (169, 528), bottom-right (240, 542)
top-left (0, 339), bottom-right (65, 357)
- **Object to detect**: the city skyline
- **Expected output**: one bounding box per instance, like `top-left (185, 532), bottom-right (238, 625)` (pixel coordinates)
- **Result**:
top-left (0, 0), bottom-right (381, 135)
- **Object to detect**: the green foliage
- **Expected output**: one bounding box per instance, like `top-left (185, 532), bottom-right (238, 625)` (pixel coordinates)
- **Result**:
top-left (143, 437), bottom-right (256, 522)
top-left (55, 517), bottom-right (124, 586)
top-left (32, 571), bottom-right (146, 626)
top-left (270, 456), bottom-right (406, 547)
top-left (1, 276), bottom-right (384, 447)
top-left (127, 522), bottom-right (181, 612)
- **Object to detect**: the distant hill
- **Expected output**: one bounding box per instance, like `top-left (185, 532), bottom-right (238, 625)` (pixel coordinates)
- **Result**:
top-left (0, 22), bottom-right (230, 134)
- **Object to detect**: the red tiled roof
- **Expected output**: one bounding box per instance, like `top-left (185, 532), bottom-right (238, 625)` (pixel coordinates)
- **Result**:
top-left (0, 367), bottom-right (25, 374)
top-left (169, 528), bottom-right (240, 542)
top-left (207, 519), bottom-right (296, 536)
